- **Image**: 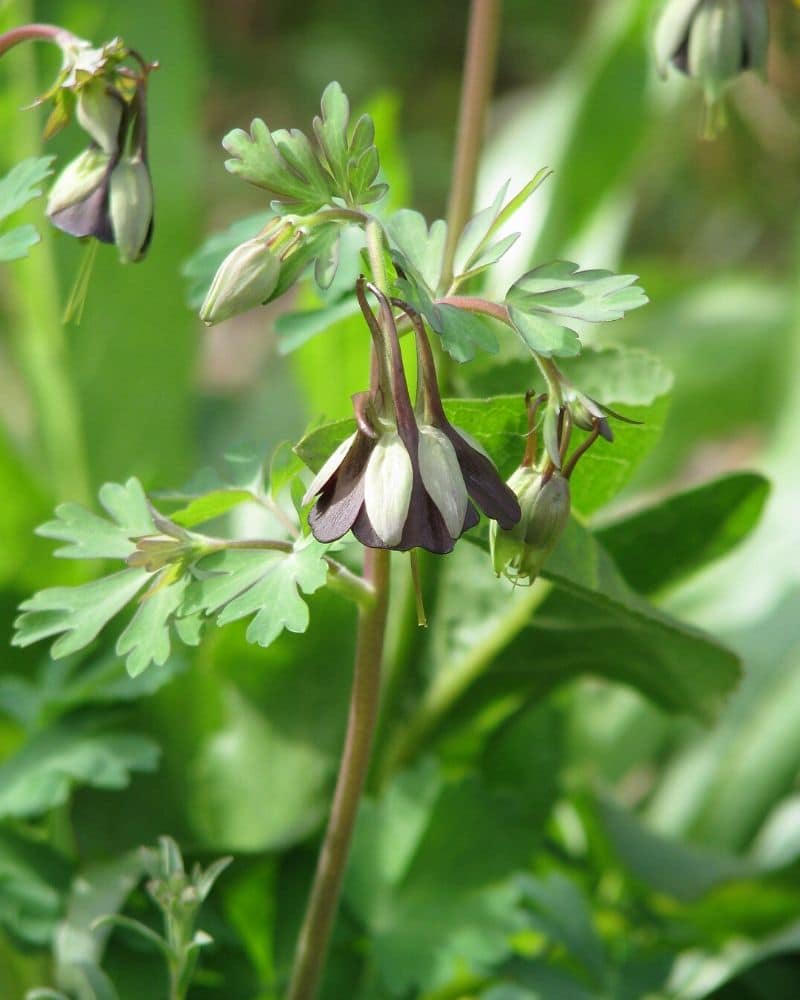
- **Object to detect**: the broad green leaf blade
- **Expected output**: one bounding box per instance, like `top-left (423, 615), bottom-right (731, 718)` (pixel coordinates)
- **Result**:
top-left (13, 569), bottom-right (150, 659)
top-left (597, 796), bottom-right (752, 903)
top-left (0, 722), bottom-right (159, 819)
top-left (0, 223), bottom-right (40, 262)
top-left (539, 521), bottom-right (741, 721)
top-left (36, 478), bottom-right (155, 561)
top-left (0, 828), bottom-right (71, 946)
top-left (190, 684), bottom-right (337, 851)
top-left (508, 260), bottom-right (648, 320)
top-left (116, 574), bottom-right (189, 677)
top-left (433, 303), bottom-right (501, 362)
top-left (222, 119), bottom-right (329, 213)
top-left (0, 156), bottom-right (54, 223)
top-left (515, 872), bottom-right (607, 984)
top-left (597, 473), bottom-right (770, 595)
top-left (312, 81), bottom-right (350, 196)
top-left (507, 304), bottom-right (581, 358)
top-left (167, 489), bottom-right (256, 528)
top-left (183, 536), bottom-right (329, 649)
top-left (345, 760), bottom-right (550, 994)
top-left (434, 523), bottom-right (740, 744)
top-left (560, 346), bottom-right (675, 406)
top-left (386, 209), bottom-right (447, 292)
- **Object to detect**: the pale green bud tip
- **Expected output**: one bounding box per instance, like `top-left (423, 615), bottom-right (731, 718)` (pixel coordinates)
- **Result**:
top-left (46, 148), bottom-right (110, 216)
top-left (199, 237), bottom-right (281, 325)
top-left (418, 425), bottom-right (468, 538)
top-left (490, 469), bottom-right (571, 585)
top-left (364, 433), bottom-right (413, 547)
top-left (109, 157), bottom-right (153, 263)
top-left (76, 81), bottom-right (122, 154)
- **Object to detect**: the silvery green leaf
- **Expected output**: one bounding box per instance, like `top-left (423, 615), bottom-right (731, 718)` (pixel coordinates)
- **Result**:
top-left (182, 536), bottom-right (329, 649)
top-left (507, 260), bottom-right (648, 324)
top-left (507, 305), bottom-right (581, 359)
top-left (387, 209), bottom-right (447, 292)
top-left (0, 721), bottom-right (159, 819)
top-left (36, 478), bottom-right (155, 561)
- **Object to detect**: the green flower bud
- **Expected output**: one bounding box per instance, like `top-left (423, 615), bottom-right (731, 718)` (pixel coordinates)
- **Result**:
top-left (490, 468), bottom-right (570, 585)
top-left (363, 432), bottom-right (414, 547)
top-left (46, 147), bottom-right (110, 218)
top-left (109, 156), bottom-right (153, 263)
top-left (76, 80), bottom-right (122, 154)
top-left (199, 237), bottom-right (281, 325)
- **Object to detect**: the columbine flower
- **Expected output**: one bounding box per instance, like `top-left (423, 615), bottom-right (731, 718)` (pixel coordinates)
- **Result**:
top-left (655, 0), bottom-right (768, 130)
top-left (304, 279), bottom-right (520, 554)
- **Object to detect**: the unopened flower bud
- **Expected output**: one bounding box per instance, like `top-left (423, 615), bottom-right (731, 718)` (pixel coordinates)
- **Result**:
top-left (490, 469), bottom-right (570, 585)
top-left (199, 237), bottom-right (281, 325)
top-left (76, 80), bottom-right (122, 154)
top-left (109, 156), bottom-right (153, 263)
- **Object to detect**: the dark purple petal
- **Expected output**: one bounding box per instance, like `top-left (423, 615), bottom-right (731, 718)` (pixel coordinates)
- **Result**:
top-left (442, 426), bottom-right (521, 530)
top-left (308, 433), bottom-right (374, 543)
top-left (49, 175), bottom-right (113, 243)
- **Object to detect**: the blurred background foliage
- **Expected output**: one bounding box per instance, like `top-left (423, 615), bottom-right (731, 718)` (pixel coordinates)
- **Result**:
top-left (2, 0), bottom-right (800, 997)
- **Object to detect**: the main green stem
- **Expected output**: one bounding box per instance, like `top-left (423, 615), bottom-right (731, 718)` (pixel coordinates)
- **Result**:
top-left (286, 547), bottom-right (390, 1000)
top-left (286, 223), bottom-right (394, 1000)
top-left (1, 1), bottom-right (90, 503)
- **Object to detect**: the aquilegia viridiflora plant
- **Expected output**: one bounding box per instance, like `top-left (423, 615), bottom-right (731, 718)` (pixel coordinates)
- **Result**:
top-left (1, 2), bottom-right (772, 998)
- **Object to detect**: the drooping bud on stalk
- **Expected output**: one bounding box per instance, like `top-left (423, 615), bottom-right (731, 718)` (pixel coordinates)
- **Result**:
top-left (303, 280), bottom-right (520, 554)
top-left (200, 237), bottom-right (281, 325)
top-left (490, 469), bottom-right (571, 585)
top-left (109, 156), bottom-right (153, 263)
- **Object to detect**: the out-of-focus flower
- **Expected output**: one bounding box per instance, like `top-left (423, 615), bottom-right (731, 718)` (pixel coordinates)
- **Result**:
top-left (655, 0), bottom-right (769, 130)
top-left (108, 155), bottom-right (153, 263)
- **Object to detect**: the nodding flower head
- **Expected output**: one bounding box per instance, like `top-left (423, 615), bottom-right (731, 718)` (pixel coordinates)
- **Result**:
top-left (0, 27), bottom-right (161, 261)
top-left (655, 0), bottom-right (768, 128)
top-left (303, 278), bottom-right (520, 554)
top-left (200, 235), bottom-right (282, 326)
top-left (490, 467), bottom-right (571, 585)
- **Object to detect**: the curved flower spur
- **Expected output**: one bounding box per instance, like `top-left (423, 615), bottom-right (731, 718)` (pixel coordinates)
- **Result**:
top-left (304, 277), bottom-right (520, 554)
